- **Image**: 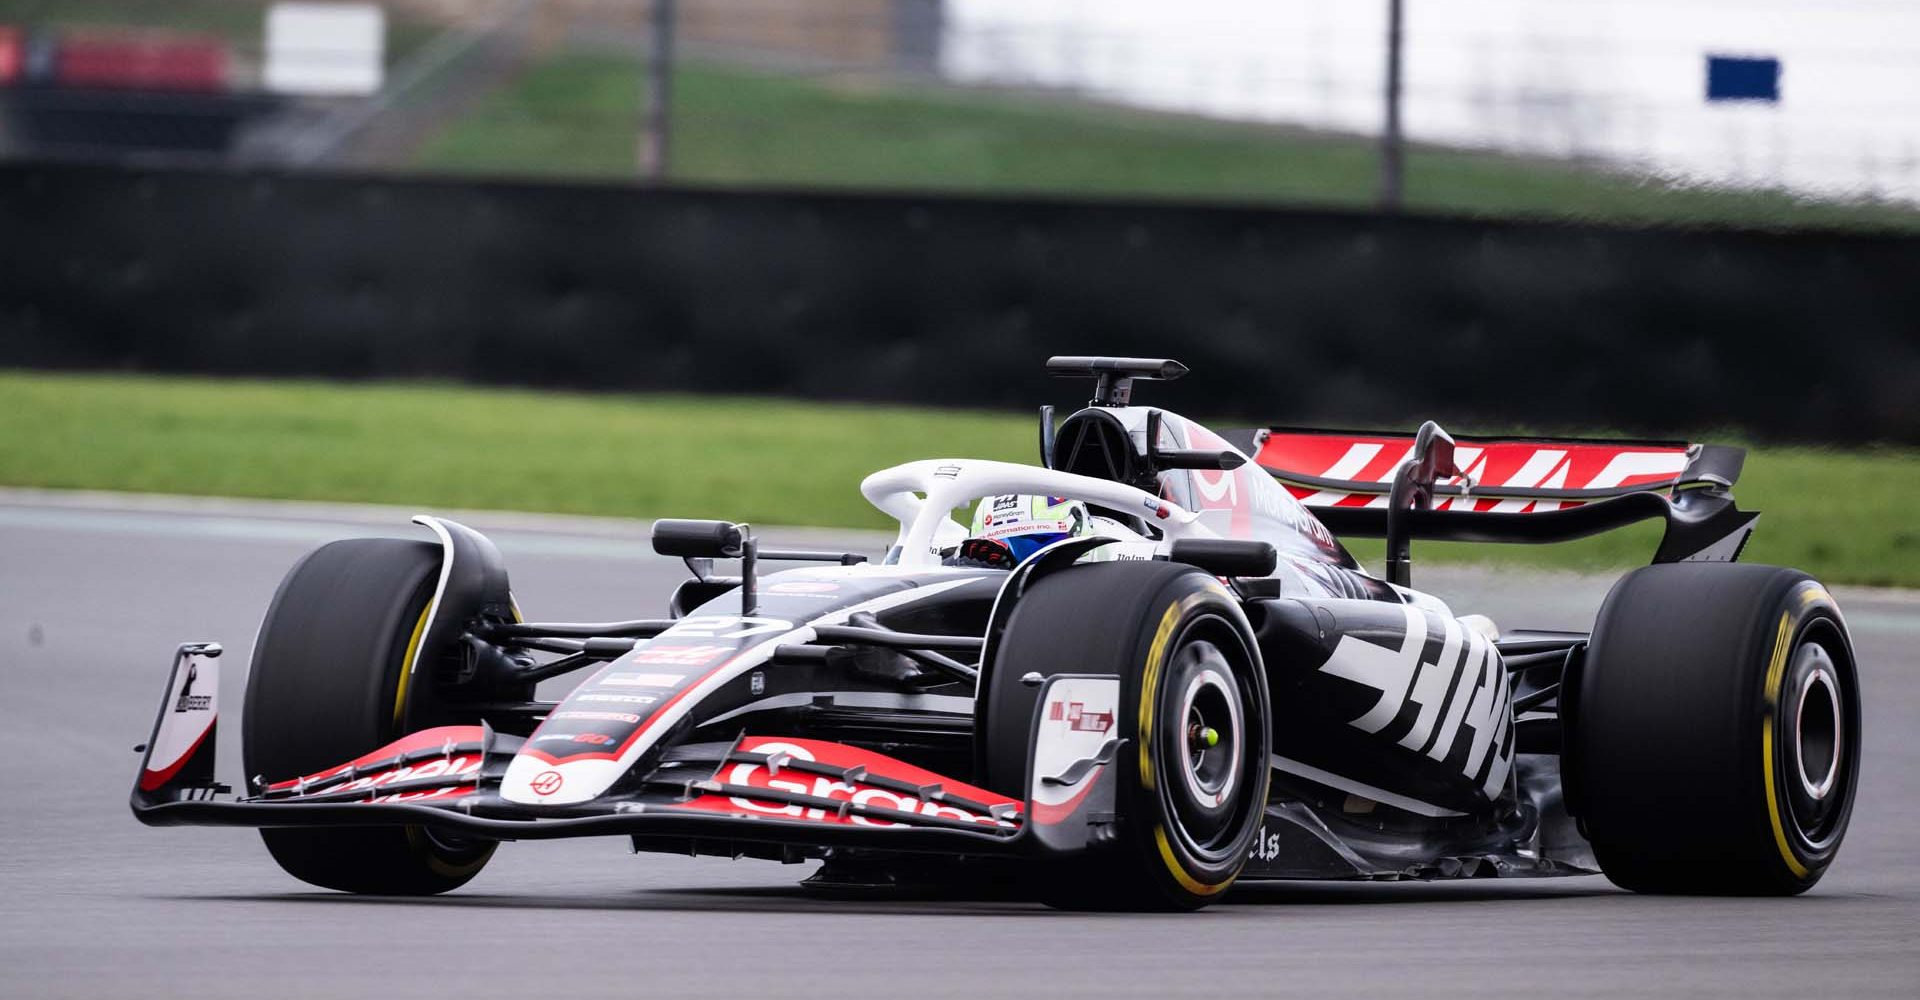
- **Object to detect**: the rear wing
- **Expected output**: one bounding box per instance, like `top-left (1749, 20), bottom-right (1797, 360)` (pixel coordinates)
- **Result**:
top-left (1232, 423), bottom-right (1758, 585)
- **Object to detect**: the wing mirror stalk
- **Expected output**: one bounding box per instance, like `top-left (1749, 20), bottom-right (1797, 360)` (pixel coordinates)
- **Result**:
top-left (1145, 409), bottom-right (1247, 472)
top-left (652, 519), bottom-right (869, 616)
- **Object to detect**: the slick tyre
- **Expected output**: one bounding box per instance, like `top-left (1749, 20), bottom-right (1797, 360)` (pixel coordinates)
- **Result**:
top-left (242, 538), bottom-right (495, 894)
top-left (988, 561), bottom-right (1270, 911)
top-left (1570, 563), bottom-right (1860, 895)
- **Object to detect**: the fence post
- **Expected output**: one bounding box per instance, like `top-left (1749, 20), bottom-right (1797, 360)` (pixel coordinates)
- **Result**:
top-left (1379, 0), bottom-right (1405, 210)
top-left (642, 0), bottom-right (676, 182)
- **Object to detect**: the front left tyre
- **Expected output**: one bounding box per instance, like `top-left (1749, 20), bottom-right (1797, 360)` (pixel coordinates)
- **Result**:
top-left (242, 538), bottom-right (496, 894)
top-left (985, 560), bottom-right (1271, 910)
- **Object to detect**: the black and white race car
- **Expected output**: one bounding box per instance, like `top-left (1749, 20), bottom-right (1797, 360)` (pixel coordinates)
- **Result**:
top-left (133, 357), bottom-right (1861, 909)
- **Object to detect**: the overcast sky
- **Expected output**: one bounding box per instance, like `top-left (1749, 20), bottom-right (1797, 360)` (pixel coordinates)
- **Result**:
top-left (943, 0), bottom-right (1920, 202)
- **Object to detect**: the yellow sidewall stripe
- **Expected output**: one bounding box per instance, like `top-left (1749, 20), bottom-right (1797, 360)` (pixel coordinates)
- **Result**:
top-left (1155, 824), bottom-right (1233, 897)
top-left (1138, 601), bottom-right (1183, 793)
top-left (1760, 609), bottom-right (1811, 879)
top-left (1140, 587), bottom-right (1244, 897)
top-left (392, 602), bottom-right (432, 730)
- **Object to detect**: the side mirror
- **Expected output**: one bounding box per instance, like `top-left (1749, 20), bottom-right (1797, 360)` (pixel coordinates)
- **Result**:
top-left (651, 519), bottom-right (745, 559)
top-left (1146, 409), bottom-right (1248, 472)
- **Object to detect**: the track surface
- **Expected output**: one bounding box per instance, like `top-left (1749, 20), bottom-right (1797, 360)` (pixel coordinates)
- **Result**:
top-left (2, 492), bottom-right (1915, 998)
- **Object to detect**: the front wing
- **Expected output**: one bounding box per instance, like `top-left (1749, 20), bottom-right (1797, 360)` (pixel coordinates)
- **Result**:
top-left (132, 644), bottom-right (1108, 860)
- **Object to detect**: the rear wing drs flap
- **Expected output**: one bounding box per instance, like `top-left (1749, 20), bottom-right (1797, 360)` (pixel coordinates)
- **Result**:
top-left (1231, 423), bottom-right (1758, 585)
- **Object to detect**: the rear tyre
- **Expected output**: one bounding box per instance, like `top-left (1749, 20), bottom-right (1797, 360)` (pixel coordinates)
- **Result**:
top-left (1570, 563), bottom-right (1860, 895)
top-left (242, 538), bottom-right (495, 894)
top-left (988, 561), bottom-right (1270, 911)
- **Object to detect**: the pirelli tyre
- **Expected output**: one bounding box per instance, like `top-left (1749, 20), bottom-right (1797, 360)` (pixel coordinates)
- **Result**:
top-left (989, 560), bottom-right (1271, 910)
top-left (242, 538), bottom-right (496, 894)
top-left (1570, 563), bottom-right (1861, 895)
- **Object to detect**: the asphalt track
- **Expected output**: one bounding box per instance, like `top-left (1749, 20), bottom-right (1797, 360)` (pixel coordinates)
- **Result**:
top-left (1, 490), bottom-right (1915, 999)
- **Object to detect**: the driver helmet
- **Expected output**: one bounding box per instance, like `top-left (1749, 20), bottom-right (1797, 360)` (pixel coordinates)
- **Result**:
top-left (956, 494), bottom-right (1092, 567)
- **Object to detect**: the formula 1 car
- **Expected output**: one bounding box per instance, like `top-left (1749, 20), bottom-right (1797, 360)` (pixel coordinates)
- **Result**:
top-left (132, 357), bottom-right (1861, 909)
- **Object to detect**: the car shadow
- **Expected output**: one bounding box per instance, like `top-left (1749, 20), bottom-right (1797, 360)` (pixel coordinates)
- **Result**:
top-left (166, 875), bottom-right (1625, 918)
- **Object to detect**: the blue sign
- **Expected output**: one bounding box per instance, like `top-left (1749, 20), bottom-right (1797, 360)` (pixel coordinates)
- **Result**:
top-left (1706, 55), bottom-right (1780, 102)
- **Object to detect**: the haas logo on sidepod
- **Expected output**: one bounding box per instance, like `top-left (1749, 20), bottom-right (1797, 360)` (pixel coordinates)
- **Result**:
top-left (1317, 606), bottom-right (1515, 799)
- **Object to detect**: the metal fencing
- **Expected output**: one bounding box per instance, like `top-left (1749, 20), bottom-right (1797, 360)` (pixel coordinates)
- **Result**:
top-left (0, 0), bottom-right (1916, 222)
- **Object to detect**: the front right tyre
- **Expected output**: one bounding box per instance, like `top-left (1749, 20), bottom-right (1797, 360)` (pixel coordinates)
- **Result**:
top-left (243, 538), bottom-right (496, 894)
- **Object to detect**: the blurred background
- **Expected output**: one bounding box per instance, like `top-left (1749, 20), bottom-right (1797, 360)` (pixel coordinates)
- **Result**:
top-left (1, 0), bottom-right (1917, 584)
top-left (3, 0), bottom-right (1918, 213)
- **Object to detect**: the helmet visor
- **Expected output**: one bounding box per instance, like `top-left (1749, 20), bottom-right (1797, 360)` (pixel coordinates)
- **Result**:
top-left (1003, 531), bottom-right (1073, 562)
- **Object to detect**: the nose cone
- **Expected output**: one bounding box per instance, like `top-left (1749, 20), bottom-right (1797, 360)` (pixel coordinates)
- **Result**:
top-left (500, 753), bottom-right (627, 806)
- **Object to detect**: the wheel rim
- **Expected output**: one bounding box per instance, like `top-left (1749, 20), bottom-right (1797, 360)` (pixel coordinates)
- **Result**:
top-left (1175, 642), bottom-right (1243, 816)
top-left (1156, 618), bottom-right (1262, 865)
top-left (1783, 639), bottom-right (1850, 847)
top-left (1793, 651), bottom-right (1841, 802)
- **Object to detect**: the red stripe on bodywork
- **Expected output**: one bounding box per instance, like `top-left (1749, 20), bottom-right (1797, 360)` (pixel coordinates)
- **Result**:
top-left (265, 725), bottom-right (486, 791)
top-left (139, 724), bottom-right (211, 791)
top-left (1031, 764), bottom-right (1104, 826)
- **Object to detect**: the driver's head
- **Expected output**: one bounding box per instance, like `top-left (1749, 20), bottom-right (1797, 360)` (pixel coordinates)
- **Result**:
top-left (957, 494), bottom-right (1092, 567)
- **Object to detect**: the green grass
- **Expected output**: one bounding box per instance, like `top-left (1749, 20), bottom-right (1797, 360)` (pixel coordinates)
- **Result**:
top-left (4, 371), bottom-right (1916, 587)
top-left (416, 54), bottom-right (1920, 232)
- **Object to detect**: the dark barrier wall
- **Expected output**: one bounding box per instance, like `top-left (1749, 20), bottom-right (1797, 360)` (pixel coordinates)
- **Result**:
top-left (4, 162), bottom-right (1917, 442)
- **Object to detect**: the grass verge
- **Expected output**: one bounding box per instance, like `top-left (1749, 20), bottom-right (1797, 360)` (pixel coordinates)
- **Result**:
top-left (3, 371), bottom-right (1916, 587)
top-left (415, 54), bottom-right (1920, 232)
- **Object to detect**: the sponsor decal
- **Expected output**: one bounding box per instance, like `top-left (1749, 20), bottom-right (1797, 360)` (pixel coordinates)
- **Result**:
top-left (365, 786), bottom-right (472, 805)
top-left (536, 732), bottom-right (615, 745)
top-left (1249, 825), bottom-right (1285, 863)
top-left (1047, 700), bottom-right (1115, 733)
top-left (574, 692), bottom-right (658, 706)
top-left (664, 616), bottom-right (792, 639)
top-left (316, 755), bottom-right (483, 797)
top-left (530, 770), bottom-right (565, 796)
top-left (632, 644), bottom-right (728, 666)
top-left (1316, 606), bottom-right (1514, 799)
top-left (553, 710), bottom-right (642, 724)
top-left (750, 671), bottom-right (765, 696)
top-left (1259, 433), bottom-right (1691, 514)
top-left (602, 673), bottom-right (684, 688)
top-left (687, 738), bottom-right (1018, 829)
top-left (934, 463), bottom-right (963, 479)
top-left (173, 662), bottom-right (212, 713)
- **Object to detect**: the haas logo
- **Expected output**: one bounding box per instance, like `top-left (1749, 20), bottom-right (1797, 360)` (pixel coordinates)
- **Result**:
top-left (173, 663), bottom-right (212, 713)
top-left (1318, 606), bottom-right (1514, 800)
